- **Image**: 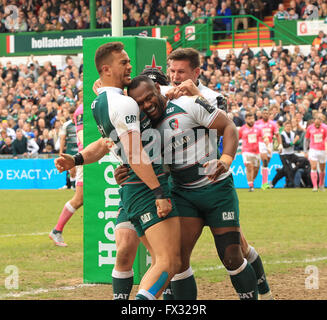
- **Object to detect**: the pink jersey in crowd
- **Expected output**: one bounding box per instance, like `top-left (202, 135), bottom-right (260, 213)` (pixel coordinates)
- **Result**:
top-left (255, 119), bottom-right (278, 143)
top-left (239, 124), bottom-right (262, 153)
top-left (73, 104), bottom-right (83, 152)
top-left (305, 123), bottom-right (327, 151)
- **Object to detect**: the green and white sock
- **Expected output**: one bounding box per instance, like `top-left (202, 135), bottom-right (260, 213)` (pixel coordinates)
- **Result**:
top-left (246, 246), bottom-right (271, 295)
top-left (112, 269), bottom-right (134, 300)
top-left (135, 289), bottom-right (156, 300)
top-left (228, 258), bottom-right (258, 300)
top-left (171, 267), bottom-right (197, 300)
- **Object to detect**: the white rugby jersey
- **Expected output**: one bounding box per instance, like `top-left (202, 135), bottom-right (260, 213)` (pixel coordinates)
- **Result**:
top-left (157, 95), bottom-right (231, 189)
top-left (92, 87), bottom-right (164, 183)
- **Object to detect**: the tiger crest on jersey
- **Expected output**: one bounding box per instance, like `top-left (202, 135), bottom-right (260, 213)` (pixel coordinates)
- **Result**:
top-left (169, 118), bottom-right (179, 130)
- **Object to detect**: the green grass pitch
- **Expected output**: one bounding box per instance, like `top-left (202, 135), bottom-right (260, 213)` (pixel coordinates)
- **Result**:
top-left (0, 188), bottom-right (326, 299)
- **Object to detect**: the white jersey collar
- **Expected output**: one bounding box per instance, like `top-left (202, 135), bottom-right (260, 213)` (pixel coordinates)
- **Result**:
top-left (97, 86), bottom-right (123, 95)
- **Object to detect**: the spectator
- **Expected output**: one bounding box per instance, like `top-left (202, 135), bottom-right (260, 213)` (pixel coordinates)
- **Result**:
top-left (12, 128), bottom-right (28, 158)
top-left (177, 9), bottom-right (191, 25)
top-left (209, 7), bottom-right (226, 41)
top-left (0, 136), bottom-right (13, 155)
top-left (238, 43), bottom-right (254, 63)
top-left (62, 13), bottom-right (77, 30)
top-left (312, 31), bottom-right (325, 48)
top-left (319, 2), bottom-right (327, 18)
top-left (271, 121), bottom-right (300, 188)
top-left (233, 0), bottom-right (249, 31)
top-left (26, 132), bottom-right (39, 157)
top-left (139, 12), bottom-right (151, 26)
top-left (217, 1), bottom-right (232, 35)
top-left (248, 0), bottom-right (264, 21)
top-left (184, 1), bottom-right (193, 18)
top-left (303, 3), bottom-right (319, 20)
top-left (288, 8), bottom-right (299, 20)
top-left (274, 3), bottom-right (289, 20)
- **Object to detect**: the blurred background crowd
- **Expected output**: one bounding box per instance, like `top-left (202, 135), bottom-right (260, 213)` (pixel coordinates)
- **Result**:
top-left (0, 0), bottom-right (327, 158)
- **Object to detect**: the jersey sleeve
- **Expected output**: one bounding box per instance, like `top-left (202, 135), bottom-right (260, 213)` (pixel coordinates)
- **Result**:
top-left (273, 122), bottom-right (278, 134)
top-left (59, 121), bottom-right (68, 137)
top-left (188, 95), bottom-right (221, 128)
top-left (111, 96), bottom-right (141, 137)
top-left (305, 127), bottom-right (311, 139)
top-left (238, 126), bottom-right (244, 139)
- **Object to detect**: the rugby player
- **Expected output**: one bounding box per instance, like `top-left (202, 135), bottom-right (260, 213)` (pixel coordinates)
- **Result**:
top-left (304, 112), bottom-right (327, 191)
top-left (124, 75), bottom-right (259, 300)
top-left (49, 104), bottom-right (83, 246)
top-left (255, 107), bottom-right (282, 189)
top-left (238, 112), bottom-right (262, 192)
top-left (113, 49), bottom-right (273, 300)
top-left (163, 49), bottom-right (273, 300)
top-left (55, 42), bottom-right (181, 300)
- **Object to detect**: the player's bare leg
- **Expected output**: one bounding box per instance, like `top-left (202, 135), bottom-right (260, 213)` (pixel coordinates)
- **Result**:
top-left (261, 154), bottom-right (271, 190)
top-left (211, 226), bottom-right (258, 300)
top-left (49, 185), bottom-right (83, 247)
top-left (112, 228), bottom-right (139, 300)
top-left (163, 217), bottom-right (204, 300)
top-left (135, 217), bottom-right (181, 300)
top-left (310, 160), bottom-right (318, 191)
top-left (245, 163), bottom-right (255, 191)
top-left (319, 162), bottom-right (325, 191)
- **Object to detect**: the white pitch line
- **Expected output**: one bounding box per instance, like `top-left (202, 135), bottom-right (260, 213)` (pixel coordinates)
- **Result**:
top-left (0, 283), bottom-right (98, 299)
top-left (0, 232), bottom-right (49, 238)
top-left (1, 252), bottom-right (326, 299)
top-left (194, 256), bottom-right (327, 272)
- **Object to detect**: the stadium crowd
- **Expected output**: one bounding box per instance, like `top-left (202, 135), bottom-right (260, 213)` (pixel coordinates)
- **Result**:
top-left (0, 0), bottom-right (327, 187)
top-left (1, 0), bottom-right (326, 34)
top-left (0, 0), bottom-right (286, 33)
top-left (1, 41), bottom-right (327, 156)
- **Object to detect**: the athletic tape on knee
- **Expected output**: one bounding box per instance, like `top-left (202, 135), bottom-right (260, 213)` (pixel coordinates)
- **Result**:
top-left (148, 271), bottom-right (168, 297)
top-left (245, 246), bottom-right (258, 264)
top-left (112, 269), bottom-right (134, 279)
top-left (214, 231), bottom-right (240, 261)
top-left (171, 267), bottom-right (193, 282)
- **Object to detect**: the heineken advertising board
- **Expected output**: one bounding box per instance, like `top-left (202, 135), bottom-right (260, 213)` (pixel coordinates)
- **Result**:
top-left (83, 36), bottom-right (166, 284)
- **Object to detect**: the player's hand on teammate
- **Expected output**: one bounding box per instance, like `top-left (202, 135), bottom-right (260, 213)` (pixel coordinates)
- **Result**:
top-left (54, 153), bottom-right (75, 173)
top-left (92, 79), bottom-right (102, 96)
top-left (114, 164), bottom-right (130, 185)
top-left (203, 159), bottom-right (230, 181)
top-left (165, 79), bottom-right (201, 99)
top-left (155, 198), bottom-right (172, 218)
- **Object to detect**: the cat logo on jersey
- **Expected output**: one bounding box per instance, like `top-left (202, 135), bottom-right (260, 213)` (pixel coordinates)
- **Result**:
top-left (195, 96), bottom-right (216, 114)
top-left (169, 118), bottom-right (179, 130)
